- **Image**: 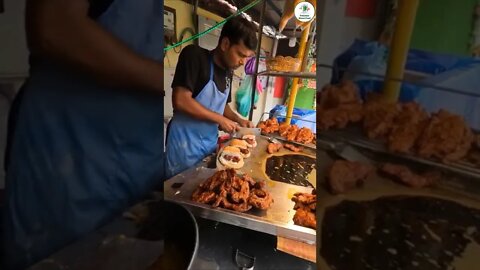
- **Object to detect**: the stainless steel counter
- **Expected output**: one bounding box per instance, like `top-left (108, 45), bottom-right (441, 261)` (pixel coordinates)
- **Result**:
top-left (164, 135), bottom-right (317, 244)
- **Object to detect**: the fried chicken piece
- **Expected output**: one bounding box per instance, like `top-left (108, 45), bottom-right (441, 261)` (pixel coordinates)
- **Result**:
top-left (249, 181), bottom-right (274, 210)
top-left (318, 104), bottom-right (364, 131)
top-left (194, 191), bottom-right (217, 204)
top-left (243, 174), bottom-right (257, 187)
top-left (284, 143), bottom-right (302, 152)
top-left (292, 192), bottom-right (316, 205)
top-left (388, 102), bottom-right (429, 153)
top-left (278, 123), bottom-right (300, 141)
top-left (416, 110), bottom-right (474, 163)
top-left (258, 118), bottom-right (279, 134)
top-left (278, 122), bottom-right (291, 137)
top-left (213, 197), bottom-right (252, 212)
top-left (229, 175), bottom-right (250, 204)
top-left (295, 127), bottom-right (315, 144)
top-left (318, 81), bottom-right (361, 109)
top-left (380, 163), bottom-right (441, 188)
top-left (363, 96), bottom-right (401, 139)
top-left (286, 125), bottom-right (299, 141)
top-left (267, 142), bottom-right (282, 154)
top-left (327, 160), bottom-right (373, 194)
top-left (317, 81), bottom-right (364, 131)
top-left (249, 188), bottom-right (274, 210)
top-left (291, 191), bottom-right (316, 229)
top-left (293, 207), bottom-right (316, 229)
top-left (292, 192), bottom-right (316, 210)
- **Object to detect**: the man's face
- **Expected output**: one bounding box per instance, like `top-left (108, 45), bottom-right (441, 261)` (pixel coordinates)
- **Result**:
top-left (220, 38), bottom-right (255, 70)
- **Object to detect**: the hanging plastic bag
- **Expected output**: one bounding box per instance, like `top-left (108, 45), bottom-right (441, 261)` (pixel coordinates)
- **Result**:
top-left (236, 75), bottom-right (262, 118)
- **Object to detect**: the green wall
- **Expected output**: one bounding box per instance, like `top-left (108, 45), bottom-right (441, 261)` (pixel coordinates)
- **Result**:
top-left (411, 0), bottom-right (477, 56)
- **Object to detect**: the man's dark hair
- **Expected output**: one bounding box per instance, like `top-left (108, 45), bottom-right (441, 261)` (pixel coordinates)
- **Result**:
top-left (219, 15), bottom-right (258, 51)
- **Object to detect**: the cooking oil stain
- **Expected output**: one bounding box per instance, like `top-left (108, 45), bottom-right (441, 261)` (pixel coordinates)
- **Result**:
top-left (266, 154), bottom-right (315, 188)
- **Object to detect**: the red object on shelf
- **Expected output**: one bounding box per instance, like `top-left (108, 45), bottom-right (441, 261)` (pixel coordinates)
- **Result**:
top-left (273, 77), bottom-right (286, 98)
top-left (345, 0), bottom-right (377, 18)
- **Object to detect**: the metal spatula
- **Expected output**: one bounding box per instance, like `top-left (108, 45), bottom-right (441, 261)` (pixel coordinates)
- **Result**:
top-left (316, 137), bottom-right (374, 164)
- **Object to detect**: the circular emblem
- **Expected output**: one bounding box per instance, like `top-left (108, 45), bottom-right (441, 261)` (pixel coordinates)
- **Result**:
top-left (294, 1), bottom-right (315, 22)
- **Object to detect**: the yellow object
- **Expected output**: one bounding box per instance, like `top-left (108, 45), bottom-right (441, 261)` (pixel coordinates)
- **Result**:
top-left (383, 0), bottom-right (420, 102)
top-left (285, 24), bottom-right (311, 125)
top-left (278, 0), bottom-right (302, 33)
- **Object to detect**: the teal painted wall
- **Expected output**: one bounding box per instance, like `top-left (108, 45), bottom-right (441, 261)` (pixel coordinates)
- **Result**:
top-left (411, 0), bottom-right (477, 56)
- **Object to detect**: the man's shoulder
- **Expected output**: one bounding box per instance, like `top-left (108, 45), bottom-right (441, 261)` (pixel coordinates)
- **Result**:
top-left (180, 45), bottom-right (209, 58)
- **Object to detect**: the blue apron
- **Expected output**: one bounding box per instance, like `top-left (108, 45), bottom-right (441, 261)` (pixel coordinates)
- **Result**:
top-left (2, 0), bottom-right (164, 269)
top-left (166, 57), bottom-right (229, 179)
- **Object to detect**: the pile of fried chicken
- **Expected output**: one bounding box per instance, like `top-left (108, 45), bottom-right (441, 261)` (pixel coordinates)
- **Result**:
top-left (317, 81), bottom-right (364, 130)
top-left (191, 169), bottom-right (274, 212)
top-left (326, 160), bottom-right (441, 194)
top-left (291, 189), bottom-right (316, 230)
top-left (258, 118), bottom-right (315, 145)
top-left (317, 81), bottom-right (476, 163)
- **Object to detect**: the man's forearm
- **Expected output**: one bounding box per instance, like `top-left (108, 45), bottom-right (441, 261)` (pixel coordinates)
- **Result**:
top-left (26, 0), bottom-right (163, 94)
top-left (223, 104), bottom-right (242, 123)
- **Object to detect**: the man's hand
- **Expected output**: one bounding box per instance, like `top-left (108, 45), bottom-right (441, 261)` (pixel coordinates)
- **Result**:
top-left (237, 119), bottom-right (254, 128)
top-left (218, 117), bottom-right (239, 133)
top-left (223, 104), bottom-right (254, 128)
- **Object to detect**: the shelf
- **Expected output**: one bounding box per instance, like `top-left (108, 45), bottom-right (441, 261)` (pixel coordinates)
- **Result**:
top-left (256, 71), bottom-right (316, 79)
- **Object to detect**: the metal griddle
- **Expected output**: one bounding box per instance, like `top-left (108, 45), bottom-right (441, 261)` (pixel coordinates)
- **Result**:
top-left (164, 136), bottom-right (316, 244)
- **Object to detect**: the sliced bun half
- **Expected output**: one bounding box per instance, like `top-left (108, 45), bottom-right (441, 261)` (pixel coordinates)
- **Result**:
top-left (242, 135), bottom-right (257, 148)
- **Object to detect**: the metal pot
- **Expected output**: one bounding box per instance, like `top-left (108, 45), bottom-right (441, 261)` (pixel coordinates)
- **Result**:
top-left (140, 200), bottom-right (199, 270)
top-left (29, 200), bottom-right (199, 270)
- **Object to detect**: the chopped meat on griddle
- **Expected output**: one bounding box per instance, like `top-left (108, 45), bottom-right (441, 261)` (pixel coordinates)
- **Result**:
top-left (284, 143), bottom-right (302, 152)
top-left (327, 160), bottom-right (373, 194)
top-left (240, 148), bottom-right (249, 155)
top-left (380, 163), bottom-right (441, 188)
top-left (267, 143), bottom-right (282, 154)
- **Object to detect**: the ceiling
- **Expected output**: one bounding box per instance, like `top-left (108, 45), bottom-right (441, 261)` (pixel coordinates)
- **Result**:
top-left (180, 0), bottom-right (310, 38)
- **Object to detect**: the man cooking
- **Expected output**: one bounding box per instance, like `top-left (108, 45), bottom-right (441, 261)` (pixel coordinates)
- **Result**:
top-left (166, 16), bottom-right (258, 178)
top-left (2, 0), bottom-right (164, 269)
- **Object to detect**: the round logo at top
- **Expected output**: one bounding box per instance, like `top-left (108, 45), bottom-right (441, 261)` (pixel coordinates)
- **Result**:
top-left (294, 1), bottom-right (315, 22)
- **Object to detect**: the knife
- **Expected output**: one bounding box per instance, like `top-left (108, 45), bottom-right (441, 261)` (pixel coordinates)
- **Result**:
top-left (234, 126), bottom-right (261, 138)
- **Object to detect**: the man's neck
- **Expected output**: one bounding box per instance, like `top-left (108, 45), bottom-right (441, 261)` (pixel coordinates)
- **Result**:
top-left (212, 48), bottom-right (227, 70)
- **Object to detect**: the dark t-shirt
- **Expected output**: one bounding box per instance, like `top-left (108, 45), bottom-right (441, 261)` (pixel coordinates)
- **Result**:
top-left (171, 45), bottom-right (232, 103)
top-left (88, 0), bottom-right (114, 19)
